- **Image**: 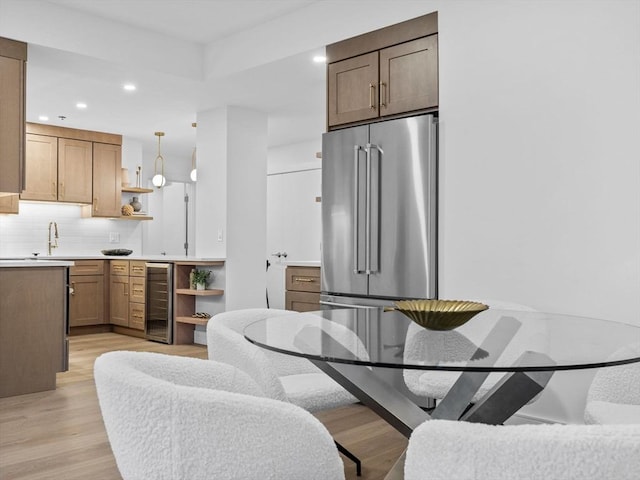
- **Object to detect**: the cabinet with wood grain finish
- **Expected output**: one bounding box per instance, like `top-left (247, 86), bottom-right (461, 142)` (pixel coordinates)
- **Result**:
top-left (69, 260), bottom-right (106, 327)
top-left (21, 133), bottom-right (93, 203)
top-left (285, 266), bottom-right (321, 312)
top-left (0, 37), bottom-right (26, 195)
top-left (91, 142), bottom-right (122, 218)
top-left (326, 12), bottom-right (438, 128)
top-left (110, 261), bottom-right (129, 327)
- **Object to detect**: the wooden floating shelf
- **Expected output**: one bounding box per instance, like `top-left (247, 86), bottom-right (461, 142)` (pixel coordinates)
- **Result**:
top-left (176, 288), bottom-right (224, 296)
top-left (174, 260), bottom-right (225, 266)
top-left (118, 215), bottom-right (153, 221)
top-left (176, 316), bottom-right (210, 326)
top-left (122, 187), bottom-right (154, 193)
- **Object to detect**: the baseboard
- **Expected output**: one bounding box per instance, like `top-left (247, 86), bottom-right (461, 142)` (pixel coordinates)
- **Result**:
top-left (194, 329), bottom-right (207, 345)
top-left (505, 412), bottom-right (558, 425)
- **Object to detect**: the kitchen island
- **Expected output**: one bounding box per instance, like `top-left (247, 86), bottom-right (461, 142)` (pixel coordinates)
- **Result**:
top-left (0, 259), bottom-right (73, 398)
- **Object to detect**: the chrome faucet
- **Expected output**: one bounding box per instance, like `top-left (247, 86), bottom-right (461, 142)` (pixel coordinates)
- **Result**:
top-left (48, 221), bottom-right (59, 256)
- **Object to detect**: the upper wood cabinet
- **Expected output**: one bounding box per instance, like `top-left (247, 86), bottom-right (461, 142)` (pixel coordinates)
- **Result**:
top-left (91, 142), bottom-right (122, 218)
top-left (21, 134), bottom-right (58, 201)
top-left (21, 134), bottom-right (93, 203)
top-left (328, 52), bottom-right (380, 126)
top-left (23, 123), bottom-right (125, 216)
top-left (326, 12), bottom-right (438, 128)
top-left (379, 35), bottom-right (438, 117)
top-left (0, 37), bottom-right (27, 194)
top-left (58, 138), bottom-right (93, 203)
top-left (0, 194), bottom-right (19, 214)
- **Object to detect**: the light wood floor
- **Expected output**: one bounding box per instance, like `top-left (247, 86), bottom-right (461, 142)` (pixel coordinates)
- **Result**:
top-left (0, 333), bottom-right (406, 479)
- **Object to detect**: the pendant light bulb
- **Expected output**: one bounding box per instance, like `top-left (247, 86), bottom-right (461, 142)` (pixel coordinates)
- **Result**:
top-left (153, 131), bottom-right (166, 189)
top-left (152, 174), bottom-right (166, 187)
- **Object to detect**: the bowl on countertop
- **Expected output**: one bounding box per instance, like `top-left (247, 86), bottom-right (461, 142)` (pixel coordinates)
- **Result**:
top-left (101, 249), bottom-right (133, 256)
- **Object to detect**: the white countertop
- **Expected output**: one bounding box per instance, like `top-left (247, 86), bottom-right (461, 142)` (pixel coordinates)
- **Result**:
top-left (0, 255), bottom-right (225, 263)
top-left (285, 260), bottom-right (321, 267)
top-left (0, 259), bottom-right (75, 268)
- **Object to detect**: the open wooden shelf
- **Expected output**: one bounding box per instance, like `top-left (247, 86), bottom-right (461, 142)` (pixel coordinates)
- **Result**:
top-left (122, 187), bottom-right (154, 193)
top-left (174, 260), bottom-right (225, 267)
top-left (118, 215), bottom-right (153, 220)
top-left (176, 316), bottom-right (210, 326)
top-left (173, 261), bottom-right (225, 344)
top-left (176, 288), bottom-right (224, 296)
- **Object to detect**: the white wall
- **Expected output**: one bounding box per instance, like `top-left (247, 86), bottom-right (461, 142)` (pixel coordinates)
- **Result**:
top-left (437, 1), bottom-right (640, 328)
top-left (195, 106), bottom-right (268, 311)
top-left (434, 0), bottom-right (640, 424)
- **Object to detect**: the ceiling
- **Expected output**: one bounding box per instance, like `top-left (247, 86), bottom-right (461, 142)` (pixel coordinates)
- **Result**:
top-left (2, 0), bottom-right (438, 160)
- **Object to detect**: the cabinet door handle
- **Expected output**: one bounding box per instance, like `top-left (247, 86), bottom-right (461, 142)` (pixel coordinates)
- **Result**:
top-left (59, 182), bottom-right (65, 199)
top-left (93, 198), bottom-right (98, 213)
top-left (379, 82), bottom-right (387, 108)
top-left (369, 83), bottom-right (376, 109)
top-left (52, 181), bottom-right (57, 198)
top-left (70, 282), bottom-right (75, 296)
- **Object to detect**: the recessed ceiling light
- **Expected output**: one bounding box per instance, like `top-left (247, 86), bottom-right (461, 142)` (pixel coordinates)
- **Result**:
top-left (123, 84), bottom-right (136, 91)
top-left (76, 102), bottom-right (87, 109)
top-left (313, 55), bottom-right (327, 63)
top-left (38, 115), bottom-right (49, 121)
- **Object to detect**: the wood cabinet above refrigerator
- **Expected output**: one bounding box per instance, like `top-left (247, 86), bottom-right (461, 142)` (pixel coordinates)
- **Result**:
top-left (326, 12), bottom-right (438, 128)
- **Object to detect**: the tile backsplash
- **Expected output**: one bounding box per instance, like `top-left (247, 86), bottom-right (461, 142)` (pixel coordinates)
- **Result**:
top-left (0, 202), bottom-right (142, 257)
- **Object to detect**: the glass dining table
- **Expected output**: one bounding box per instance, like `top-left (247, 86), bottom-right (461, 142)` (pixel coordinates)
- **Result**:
top-left (244, 307), bottom-right (640, 438)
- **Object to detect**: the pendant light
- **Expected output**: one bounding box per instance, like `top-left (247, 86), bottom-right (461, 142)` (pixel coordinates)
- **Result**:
top-left (152, 131), bottom-right (166, 188)
top-left (190, 122), bottom-right (197, 182)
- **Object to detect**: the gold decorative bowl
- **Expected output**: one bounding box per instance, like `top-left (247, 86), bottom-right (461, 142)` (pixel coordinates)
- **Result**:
top-left (388, 299), bottom-right (489, 331)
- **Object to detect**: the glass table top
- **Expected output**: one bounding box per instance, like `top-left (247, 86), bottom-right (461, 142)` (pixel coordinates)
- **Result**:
top-left (243, 308), bottom-right (640, 372)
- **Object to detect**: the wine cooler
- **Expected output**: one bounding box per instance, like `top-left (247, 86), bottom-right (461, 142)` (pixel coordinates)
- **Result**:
top-left (145, 263), bottom-right (173, 344)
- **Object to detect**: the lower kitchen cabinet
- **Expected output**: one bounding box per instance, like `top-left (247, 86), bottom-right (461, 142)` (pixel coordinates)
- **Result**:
top-left (69, 260), bottom-right (106, 327)
top-left (128, 261), bottom-right (146, 331)
top-left (285, 266), bottom-right (321, 312)
top-left (129, 301), bottom-right (145, 331)
top-left (109, 260), bottom-right (146, 332)
top-left (110, 269), bottom-right (129, 327)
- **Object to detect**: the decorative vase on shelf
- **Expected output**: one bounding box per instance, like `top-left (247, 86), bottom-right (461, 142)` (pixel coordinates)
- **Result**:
top-left (196, 282), bottom-right (206, 291)
top-left (129, 197), bottom-right (142, 212)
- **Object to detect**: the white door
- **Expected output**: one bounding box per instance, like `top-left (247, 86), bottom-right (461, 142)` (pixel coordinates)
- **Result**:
top-left (266, 169), bottom-right (322, 309)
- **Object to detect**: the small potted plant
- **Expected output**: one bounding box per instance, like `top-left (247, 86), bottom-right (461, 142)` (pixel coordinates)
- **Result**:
top-left (192, 269), bottom-right (211, 290)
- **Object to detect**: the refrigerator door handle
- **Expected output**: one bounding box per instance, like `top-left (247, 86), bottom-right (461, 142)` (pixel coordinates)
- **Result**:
top-left (353, 145), bottom-right (364, 274)
top-left (365, 143), bottom-right (383, 274)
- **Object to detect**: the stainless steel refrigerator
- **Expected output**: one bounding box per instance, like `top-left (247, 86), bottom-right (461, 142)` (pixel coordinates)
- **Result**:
top-left (321, 114), bottom-right (438, 309)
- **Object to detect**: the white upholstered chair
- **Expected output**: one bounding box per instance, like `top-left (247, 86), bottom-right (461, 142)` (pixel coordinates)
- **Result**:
top-left (206, 308), bottom-right (363, 474)
top-left (403, 300), bottom-right (541, 404)
top-left (405, 420), bottom-right (640, 480)
top-left (584, 343), bottom-right (640, 425)
top-left (94, 350), bottom-right (345, 480)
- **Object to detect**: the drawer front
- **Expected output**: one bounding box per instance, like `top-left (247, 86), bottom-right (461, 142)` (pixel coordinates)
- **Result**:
top-left (129, 302), bottom-right (145, 331)
top-left (69, 260), bottom-right (104, 276)
top-left (286, 266), bottom-right (321, 293)
top-left (285, 291), bottom-right (321, 312)
top-left (110, 260), bottom-right (129, 276)
top-left (129, 261), bottom-right (146, 277)
top-left (129, 276), bottom-right (146, 303)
